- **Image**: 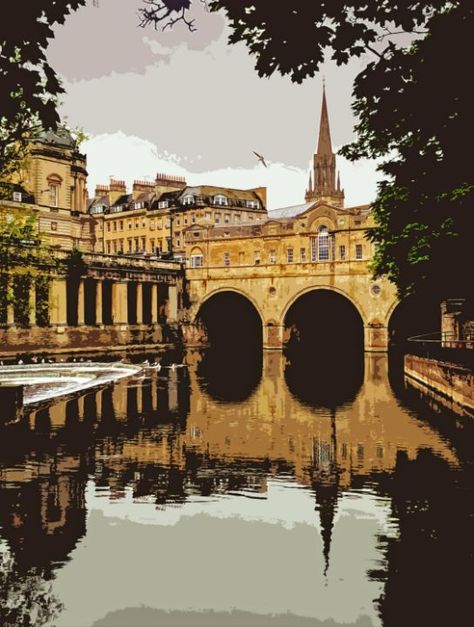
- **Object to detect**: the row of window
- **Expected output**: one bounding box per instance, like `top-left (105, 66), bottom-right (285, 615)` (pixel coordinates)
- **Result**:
top-left (182, 194), bottom-right (259, 209)
top-left (105, 238), bottom-right (165, 255)
top-left (189, 244), bottom-right (364, 267)
top-left (101, 218), bottom-right (172, 233)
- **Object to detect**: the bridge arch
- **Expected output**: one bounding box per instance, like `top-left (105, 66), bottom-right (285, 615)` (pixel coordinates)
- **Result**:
top-left (279, 285), bottom-right (367, 327)
top-left (196, 287), bottom-right (265, 327)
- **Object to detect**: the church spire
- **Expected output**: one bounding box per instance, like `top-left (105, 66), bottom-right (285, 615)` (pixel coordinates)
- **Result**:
top-left (305, 83), bottom-right (344, 208)
top-left (316, 83), bottom-right (333, 156)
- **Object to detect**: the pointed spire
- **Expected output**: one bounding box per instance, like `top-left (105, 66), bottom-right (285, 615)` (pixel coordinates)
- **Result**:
top-left (337, 170), bottom-right (341, 192)
top-left (307, 170), bottom-right (313, 193)
top-left (316, 82), bottom-right (333, 156)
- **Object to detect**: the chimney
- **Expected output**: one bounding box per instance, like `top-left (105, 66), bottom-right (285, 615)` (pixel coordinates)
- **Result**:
top-left (155, 173), bottom-right (187, 196)
top-left (132, 179), bottom-right (155, 201)
top-left (95, 184), bottom-right (109, 197)
top-left (108, 179), bottom-right (127, 205)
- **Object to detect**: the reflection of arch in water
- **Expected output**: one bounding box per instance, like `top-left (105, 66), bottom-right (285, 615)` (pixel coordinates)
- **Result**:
top-left (195, 290), bottom-right (263, 402)
top-left (283, 288), bottom-right (364, 408)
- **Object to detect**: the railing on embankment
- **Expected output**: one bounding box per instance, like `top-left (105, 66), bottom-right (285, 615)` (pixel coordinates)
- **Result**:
top-left (404, 332), bottom-right (474, 416)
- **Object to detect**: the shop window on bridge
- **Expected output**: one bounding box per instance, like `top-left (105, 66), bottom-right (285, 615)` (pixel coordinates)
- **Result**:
top-left (269, 249), bottom-right (277, 264)
top-left (287, 248), bottom-right (294, 263)
top-left (300, 248), bottom-right (307, 262)
top-left (190, 254), bottom-right (204, 268)
top-left (339, 245), bottom-right (346, 260)
top-left (223, 252), bottom-right (231, 266)
top-left (355, 244), bottom-right (363, 260)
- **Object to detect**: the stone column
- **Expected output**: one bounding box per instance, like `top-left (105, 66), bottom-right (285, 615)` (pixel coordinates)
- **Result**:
top-left (77, 279), bottom-right (85, 326)
top-left (96, 280), bottom-right (103, 326)
top-left (136, 282), bottom-right (143, 325)
top-left (168, 284), bottom-right (178, 322)
top-left (151, 284), bottom-right (158, 324)
top-left (6, 302), bottom-right (14, 326)
top-left (364, 324), bottom-right (389, 352)
top-left (29, 281), bottom-right (36, 327)
top-left (441, 299), bottom-right (465, 348)
top-left (49, 278), bottom-right (67, 328)
top-left (111, 281), bottom-right (128, 327)
top-left (263, 323), bottom-right (284, 350)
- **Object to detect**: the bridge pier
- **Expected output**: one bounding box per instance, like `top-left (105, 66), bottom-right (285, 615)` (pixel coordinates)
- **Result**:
top-left (263, 322), bottom-right (285, 350)
top-left (364, 324), bottom-right (389, 353)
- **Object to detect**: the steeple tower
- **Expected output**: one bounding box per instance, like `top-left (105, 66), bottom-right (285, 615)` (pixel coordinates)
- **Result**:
top-left (305, 84), bottom-right (345, 207)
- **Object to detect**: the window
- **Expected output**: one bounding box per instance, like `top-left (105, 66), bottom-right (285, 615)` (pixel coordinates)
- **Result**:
top-left (300, 248), bottom-right (307, 262)
top-left (141, 237), bottom-right (146, 251)
top-left (48, 183), bottom-right (59, 207)
top-left (106, 242), bottom-right (111, 254)
top-left (113, 241), bottom-right (117, 253)
top-left (318, 226), bottom-right (329, 261)
top-left (128, 222), bottom-right (132, 230)
top-left (269, 249), bottom-right (276, 264)
top-left (135, 220), bottom-right (139, 229)
top-left (165, 219), bottom-right (170, 228)
top-left (134, 238), bottom-right (139, 252)
top-left (245, 199), bottom-right (258, 209)
top-left (182, 195), bottom-right (194, 205)
top-left (12, 191), bottom-right (22, 202)
top-left (142, 220), bottom-right (146, 228)
top-left (192, 215), bottom-right (196, 223)
top-left (150, 238), bottom-right (155, 252)
top-left (176, 239), bottom-right (181, 248)
top-left (134, 201), bottom-right (144, 210)
top-left (119, 239), bottom-right (124, 253)
top-left (355, 244), bottom-right (363, 259)
top-left (287, 248), bottom-right (294, 263)
top-left (223, 252), bottom-right (230, 266)
top-left (110, 205), bottom-right (122, 214)
top-left (310, 237), bottom-right (317, 262)
top-left (254, 250), bottom-right (261, 264)
top-left (190, 254), bottom-right (204, 268)
top-left (215, 213), bottom-right (221, 224)
top-left (51, 221), bottom-right (58, 232)
top-left (176, 218), bottom-right (180, 226)
top-left (158, 200), bottom-right (168, 209)
top-left (214, 194), bottom-right (228, 206)
top-left (235, 214), bottom-right (240, 223)
top-left (119, 220), bottom-right (123, 230)
top-left (107, 223), bottom-right (111, 232)
top-left (339, 245), bottom-right (346, 260)
top-left (193, 231), bottom-right (200, 238)
top-left (224, 213), bottom-right (230, 223)
top-left (128, 239), bottom-right (132, 252)
top-left (184, 218), bottom-right (188, 225)
top-left (113, 221), bottom-right (117, 231)
top-left (205, 211), bottom-right (211, 220)
top-left (150, 220), bottom-right (155, 230)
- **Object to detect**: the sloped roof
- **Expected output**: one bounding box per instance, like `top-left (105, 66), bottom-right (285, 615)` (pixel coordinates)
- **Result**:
top-left (267, 202), bottom-right (314, 219)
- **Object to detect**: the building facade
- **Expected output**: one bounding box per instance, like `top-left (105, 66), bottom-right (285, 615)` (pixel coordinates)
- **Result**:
top-left (88, 176), bottom-right (267, 259)
top-left (182, 88), bottom-right (398, 352)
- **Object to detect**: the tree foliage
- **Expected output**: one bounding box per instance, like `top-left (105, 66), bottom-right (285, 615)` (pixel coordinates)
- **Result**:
top-left (0, 1), bottom-right (86, 179)
top-left (0, 209), bottom-right (56, 326)
top-left (142, 1), bottom-right (471, 301)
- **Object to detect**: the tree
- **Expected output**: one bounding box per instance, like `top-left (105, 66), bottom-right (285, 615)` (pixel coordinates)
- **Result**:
top-left (0, 1), bottom-right (86, 182)
top-left (0, 209), bottom-right (56, 326)
top-left (141, 1), bottom-right (471, 301)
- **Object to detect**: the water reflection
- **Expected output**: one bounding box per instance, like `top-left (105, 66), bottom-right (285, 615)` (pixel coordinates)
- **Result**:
top-left (0, 349), bottom-right (471, 627)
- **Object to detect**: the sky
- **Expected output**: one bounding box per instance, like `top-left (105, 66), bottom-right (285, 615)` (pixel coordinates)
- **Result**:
top-left (47, 0), bottom-right (381, 210)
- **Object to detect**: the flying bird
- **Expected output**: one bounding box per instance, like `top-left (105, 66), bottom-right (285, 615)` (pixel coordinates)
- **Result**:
top-left (253, 151), bottom-right (267, 167)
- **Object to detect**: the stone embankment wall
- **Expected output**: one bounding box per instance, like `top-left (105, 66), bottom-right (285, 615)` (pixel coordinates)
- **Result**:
top-left (404, 354), bottom-right (474, 414)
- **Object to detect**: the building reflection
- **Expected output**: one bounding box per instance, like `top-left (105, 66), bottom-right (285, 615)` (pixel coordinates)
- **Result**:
top-left (0, 350), bottom-right (461, 589)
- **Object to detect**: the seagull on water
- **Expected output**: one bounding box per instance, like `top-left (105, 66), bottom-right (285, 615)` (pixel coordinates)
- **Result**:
top-left (253, 151), bottom-right (267, 167)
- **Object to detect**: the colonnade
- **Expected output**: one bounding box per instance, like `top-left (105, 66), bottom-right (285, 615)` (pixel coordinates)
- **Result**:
top-left (3, 275), bottom-right (179, 329)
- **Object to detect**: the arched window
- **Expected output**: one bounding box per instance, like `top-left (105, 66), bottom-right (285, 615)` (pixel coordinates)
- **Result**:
top-left (190, 247), bottom-right (204, 268)
top-left (318, 225), bottom-right (329, 261)
top-left (214, 194), bottom-right (228, 206)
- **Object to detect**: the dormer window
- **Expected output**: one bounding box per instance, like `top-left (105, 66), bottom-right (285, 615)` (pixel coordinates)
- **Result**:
top-left (12, 191), bottom-right (22, 202)
top-left (182, 195), bottom-right (194, 206)
top-left (134, 201), bottom-right (145, 210)
top-left (214, 194), bottom-right (228, 206)
top-left (158, 200), bottom-right (168, 209)
top-left (245, 199), bottom-right (259, 209)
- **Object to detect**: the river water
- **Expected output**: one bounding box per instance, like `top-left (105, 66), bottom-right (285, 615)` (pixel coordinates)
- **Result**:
top-left (0, 348), bottom-right (472, 627)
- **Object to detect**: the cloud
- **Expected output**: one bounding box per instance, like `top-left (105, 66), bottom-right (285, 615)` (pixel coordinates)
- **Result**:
top-left (83, 132), bottom-right (381, 209)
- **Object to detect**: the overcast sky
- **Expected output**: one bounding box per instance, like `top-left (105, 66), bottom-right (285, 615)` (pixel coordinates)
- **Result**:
top-left (47, 0), bottom-right (381, 209)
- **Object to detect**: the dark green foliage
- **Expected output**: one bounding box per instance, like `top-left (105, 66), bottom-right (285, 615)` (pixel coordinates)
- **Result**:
top-left (204, 1), bottom-right (470, 300)
top-left (0, 1), bottom-right (86, 179)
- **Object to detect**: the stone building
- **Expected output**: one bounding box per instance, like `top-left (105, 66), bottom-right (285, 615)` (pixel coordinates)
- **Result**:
top-left (88, 175), bottom-right (267, 259)
top-left (0, 129), bottom-right (185, 356)
top-left (0, 127), bottom-right (95, 251)
top-left (182, 88), bottom-right (399, 352)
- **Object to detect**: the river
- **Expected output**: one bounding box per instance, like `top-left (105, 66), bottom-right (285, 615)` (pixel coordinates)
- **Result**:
top-left (0, 348), bottom-right (472, 627)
